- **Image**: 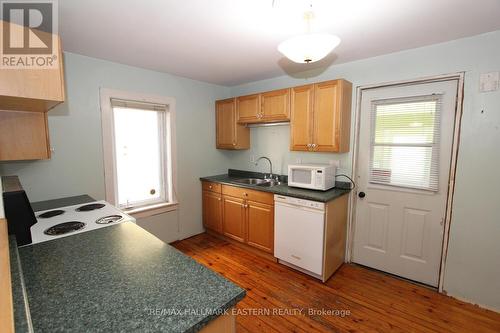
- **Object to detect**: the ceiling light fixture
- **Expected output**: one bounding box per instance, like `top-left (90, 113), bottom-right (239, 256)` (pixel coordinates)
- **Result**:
top-left (277, 9), bottom-right (340, 64)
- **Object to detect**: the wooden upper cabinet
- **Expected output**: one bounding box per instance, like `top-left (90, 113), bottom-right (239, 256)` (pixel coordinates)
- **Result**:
top-left (261, 88), bottom-right (290, 122)
top-left (313, 81), bottom-right (340, 152)
top-left (236, 94), bottom-right (260, 123)
top-left (217, 78), bottom-right (351, 151)
top-left (236, 89), bottom-right (290, 124)
top-left (0, 32), bottom-right (65, 161)
top-left (0, 111), bottom-right (51, 161)
top-left (0, 35), bottom-right (65, 113)
top-left (291, 79), bottom-right (352, 153)
top-left (290, 85), bottom-right (314, 151)
top-left (216, 98), bottom-right (249, 150)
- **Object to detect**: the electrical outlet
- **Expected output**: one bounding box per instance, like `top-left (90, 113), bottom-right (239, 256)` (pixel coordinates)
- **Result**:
top-left (480, 72), bottom-right (499, 92)
top-left (295, 158), bottom-right (302, 164)
top-left (250, 155), bottom-right (255, 163)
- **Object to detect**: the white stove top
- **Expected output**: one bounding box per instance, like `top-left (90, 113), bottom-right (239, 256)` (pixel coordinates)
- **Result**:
top-left (30, 200), bottom-right (136, 245)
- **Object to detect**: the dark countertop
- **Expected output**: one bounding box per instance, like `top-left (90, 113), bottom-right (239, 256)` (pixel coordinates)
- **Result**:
top-left (9, 236), bottom-right (32, 333)
top-left (30, 194), bottom-right (96, 212)
top-left (200, 169), bottom-right (351, 202)
top-left (17, 222), bottom-right (245, 332)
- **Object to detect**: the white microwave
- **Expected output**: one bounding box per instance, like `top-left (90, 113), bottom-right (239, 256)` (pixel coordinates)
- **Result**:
top-left (288, 163), bottom-right (336, 191)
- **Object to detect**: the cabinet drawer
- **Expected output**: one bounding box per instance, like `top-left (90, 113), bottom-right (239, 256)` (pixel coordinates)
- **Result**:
top-left (202, 181), bottom-right (221, 193)
top-left (221, 185), bottom-right (273, 205)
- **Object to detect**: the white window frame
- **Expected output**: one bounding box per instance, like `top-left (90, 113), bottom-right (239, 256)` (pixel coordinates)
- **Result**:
top-left (100, 88), bottom-right (178, 218)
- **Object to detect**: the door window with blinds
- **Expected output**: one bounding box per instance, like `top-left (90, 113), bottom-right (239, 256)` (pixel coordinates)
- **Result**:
top-left (369, 95), bottom-right (441, 191)
top-left (100, 90), bottom-right (176, 214)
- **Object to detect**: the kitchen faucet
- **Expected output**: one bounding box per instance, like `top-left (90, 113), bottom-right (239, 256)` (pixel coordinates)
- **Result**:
top-left (255, 156), bottom-right (277, 180)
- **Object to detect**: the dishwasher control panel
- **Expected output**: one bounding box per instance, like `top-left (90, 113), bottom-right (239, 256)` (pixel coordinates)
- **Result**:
top-left (274, 195), bottom-right (325, 210)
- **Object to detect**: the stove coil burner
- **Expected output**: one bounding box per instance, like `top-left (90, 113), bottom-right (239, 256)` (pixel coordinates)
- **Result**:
top-left (38, 209), bottom-right (65, 218)
top-left (44, 221), bottom-right (86, 236)
top-left (96, 215), bottom-right (123, 224)
top-left (76, 203), bottom-right (106, 212)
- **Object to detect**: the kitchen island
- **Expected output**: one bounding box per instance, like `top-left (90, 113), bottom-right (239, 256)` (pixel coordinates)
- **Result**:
top-left (15, 222), bottom-right (245, 332)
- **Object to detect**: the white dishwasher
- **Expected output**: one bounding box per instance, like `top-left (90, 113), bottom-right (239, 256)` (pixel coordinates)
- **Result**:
top-left (274, 195), bottom-right (325, 277)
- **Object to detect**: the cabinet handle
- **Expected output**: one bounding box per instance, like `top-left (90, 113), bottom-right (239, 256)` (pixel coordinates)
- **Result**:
top-left (217, 198), bottom-right (221, 201)
top-left (232, 142), bottom-right (236, 146)
top-left (312, 143), bottom-right (317, 148)
top-left (209, 185), bottom-right (212, 189)
top-left (307, 143), bottom-right (311, 148)
top-left (243, 192), bottom-right (248, 196)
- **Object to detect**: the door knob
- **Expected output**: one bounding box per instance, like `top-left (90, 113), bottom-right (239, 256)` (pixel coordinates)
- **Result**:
top-left (358, 191), bottom-right (366, 198)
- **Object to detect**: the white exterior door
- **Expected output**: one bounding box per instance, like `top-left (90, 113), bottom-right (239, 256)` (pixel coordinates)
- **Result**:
top-left (352, 80), bottom-right (458, 286)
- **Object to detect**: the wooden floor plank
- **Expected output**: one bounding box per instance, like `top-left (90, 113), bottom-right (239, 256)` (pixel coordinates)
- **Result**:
top-left (172, 233), bottom-right (500, 333)
top-left (181, 240), bottom-right (412, 332)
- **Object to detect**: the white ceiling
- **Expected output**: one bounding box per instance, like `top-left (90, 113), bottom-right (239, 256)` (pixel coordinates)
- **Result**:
top-left (59, 0), bottom-right (500, 86)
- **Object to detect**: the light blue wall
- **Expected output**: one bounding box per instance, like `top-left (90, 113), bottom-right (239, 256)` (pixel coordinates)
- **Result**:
top-left (0, 52), bottom-right (232, 242)
top-left (226, 31), bottom-right (500, 310)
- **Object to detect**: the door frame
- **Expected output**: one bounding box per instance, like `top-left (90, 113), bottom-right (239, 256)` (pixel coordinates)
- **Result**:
top-left (347, 73), bottom-right (465, 292)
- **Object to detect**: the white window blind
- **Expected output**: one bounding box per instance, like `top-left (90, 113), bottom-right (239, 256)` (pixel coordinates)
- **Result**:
top-left (111, 98), bottom-right (169, 208)
top-left (369, 94), bottom-right (441, 191)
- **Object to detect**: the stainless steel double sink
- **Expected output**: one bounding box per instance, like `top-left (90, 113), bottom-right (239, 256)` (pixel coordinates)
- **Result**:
top-left (231, 178), bottom-right (281, 188)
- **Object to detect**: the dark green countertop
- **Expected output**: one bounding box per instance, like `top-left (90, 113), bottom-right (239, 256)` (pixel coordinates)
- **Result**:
top-left (30, 194), bottom-right (95, 212)
top-left (18, 223), bottom-right (245, 332)
top-left (200, 172), bottom-right (351, 202)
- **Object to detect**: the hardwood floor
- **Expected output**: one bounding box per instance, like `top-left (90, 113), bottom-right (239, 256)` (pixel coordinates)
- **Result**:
top-left (172, 233), bottom-right (500, 333)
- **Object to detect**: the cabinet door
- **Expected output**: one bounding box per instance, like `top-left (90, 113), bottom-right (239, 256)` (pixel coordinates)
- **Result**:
top-left (313, 80), bottom-right (341, 152)
top-left (246, 201), bottom-right (274, 253)
top-left (216, 98), bottom-right (249, 150)
top-left (261, 89), bottom-right (290, 122)
top-left (290, 85), bottom-right (314, 151)
top-left (0, 111), bottom-right (50, 161)
top-left (222, 195), bottom-right (246, 242)
top-left (202, 191), bottom-right (222, 233)
top-left (237, 94), bottom-right (261, 123)
top-left (216, 99), bottom-right (236, 148)
top-left (0, 36), bottom-right (65, 112)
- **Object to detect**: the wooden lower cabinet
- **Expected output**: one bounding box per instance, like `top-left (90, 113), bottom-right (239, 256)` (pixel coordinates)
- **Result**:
top-left (202, 182), bottom-right (275, 255)
top-left (246, 200), bottom-right (274, 253)
top-left (222, 195), bottom-right (246, 243)
top-left (202, 191), bottom-right (222, 233)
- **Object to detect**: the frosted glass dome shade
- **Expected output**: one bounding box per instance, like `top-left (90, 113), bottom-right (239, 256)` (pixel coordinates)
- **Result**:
top-left (278, 33), bottom-right (341, 64)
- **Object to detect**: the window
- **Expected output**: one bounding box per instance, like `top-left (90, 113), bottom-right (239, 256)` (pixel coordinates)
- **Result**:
top-left (369, 95), bottom-right (441, 191)
top-left (100, 89), bottom-right (176, 216)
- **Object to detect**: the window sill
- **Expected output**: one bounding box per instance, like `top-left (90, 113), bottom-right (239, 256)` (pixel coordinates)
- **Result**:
top-left (124, 202), bottom-right (178, 219)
